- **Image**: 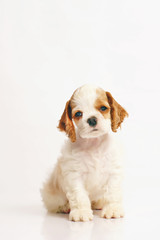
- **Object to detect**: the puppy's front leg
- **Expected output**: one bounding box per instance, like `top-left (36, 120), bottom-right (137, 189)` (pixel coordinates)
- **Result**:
top-left (101, 175), bottom-right (124, 219)
top-left (65, 183), bottom-right (93, 222)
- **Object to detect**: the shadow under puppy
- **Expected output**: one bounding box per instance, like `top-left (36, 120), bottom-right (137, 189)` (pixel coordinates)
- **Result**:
top-left (41, 84), bottom-right (128, 221)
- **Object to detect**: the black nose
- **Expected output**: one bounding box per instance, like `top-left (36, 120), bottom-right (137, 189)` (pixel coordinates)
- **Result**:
top-left (87, 117), bottom-right (97, 127)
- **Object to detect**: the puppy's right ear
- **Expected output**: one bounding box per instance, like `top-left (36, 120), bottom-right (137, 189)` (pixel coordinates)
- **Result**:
top-left (58, 100), bottom-right (76, 142)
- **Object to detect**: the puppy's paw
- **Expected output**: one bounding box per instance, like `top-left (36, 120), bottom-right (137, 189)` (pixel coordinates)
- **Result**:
top-left (101, 203), bottom-right (124, 219)
top-left (69, 209), bottom-right (93, 222)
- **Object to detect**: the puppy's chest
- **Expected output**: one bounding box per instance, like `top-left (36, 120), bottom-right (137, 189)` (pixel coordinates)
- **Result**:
top-left (80, 150), bottom-right (110, 187)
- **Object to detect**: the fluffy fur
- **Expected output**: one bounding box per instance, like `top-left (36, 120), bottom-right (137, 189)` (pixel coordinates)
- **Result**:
top-left (41, 84), bottom-right (128, 221)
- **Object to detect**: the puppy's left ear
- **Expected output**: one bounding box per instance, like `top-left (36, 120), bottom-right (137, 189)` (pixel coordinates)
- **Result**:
top-left (58, 100), bottom-right (76, 142)
top-left (106, 92), bottom-right (128, 132)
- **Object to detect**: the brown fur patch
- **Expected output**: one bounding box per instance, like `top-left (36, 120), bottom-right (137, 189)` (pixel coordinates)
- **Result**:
top-left (106, 92), bottom-right (128, 132)
top-left (58, 100), bottom-right (76, 142)
top-left (72, 112), bottom-right (83, 124)
top-left (95, 88), bottom-right (110, 119)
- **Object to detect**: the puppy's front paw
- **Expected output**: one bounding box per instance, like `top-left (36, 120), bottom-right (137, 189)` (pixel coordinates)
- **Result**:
top-left (69, 209), bottom-right (93, 222)
top-left (101, 203), bottom-right (124, 219)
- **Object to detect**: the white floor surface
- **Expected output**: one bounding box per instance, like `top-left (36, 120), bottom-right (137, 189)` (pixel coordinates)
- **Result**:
top-left (1, 183), bottom-right (160, 240)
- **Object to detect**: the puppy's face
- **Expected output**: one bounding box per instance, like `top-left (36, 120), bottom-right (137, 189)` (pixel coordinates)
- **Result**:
top-left (71, 86), bottom-right (111, 139)
top-left (58, 85), bottom-right (128, 142)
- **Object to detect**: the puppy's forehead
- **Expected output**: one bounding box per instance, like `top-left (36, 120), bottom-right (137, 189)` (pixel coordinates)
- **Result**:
top-left (70, 85), bottom-right (108, 109)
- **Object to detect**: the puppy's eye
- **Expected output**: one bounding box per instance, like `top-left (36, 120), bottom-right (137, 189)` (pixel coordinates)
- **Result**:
top-left (100, 106), bottom-right (108, 111)
top-left (75, 111), bottom-right (83, 118)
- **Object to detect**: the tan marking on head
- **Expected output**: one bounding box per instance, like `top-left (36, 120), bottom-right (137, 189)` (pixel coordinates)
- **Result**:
top-left (58, 100), bottom-right (76, 142)
top-left (95, 88), bottom-right (110, 119)
top-left (72, 110), bottom-right (83, 125)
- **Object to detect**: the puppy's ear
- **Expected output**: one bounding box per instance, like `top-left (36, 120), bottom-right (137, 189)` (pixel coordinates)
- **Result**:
top-left (106, 92), bottom-right (128, 132)
top-left (58, 100), bottom-right (76, 142)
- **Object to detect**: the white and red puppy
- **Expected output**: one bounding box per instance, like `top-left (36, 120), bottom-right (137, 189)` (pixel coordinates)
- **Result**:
top-left (41, 84), bottom-right (128, 221)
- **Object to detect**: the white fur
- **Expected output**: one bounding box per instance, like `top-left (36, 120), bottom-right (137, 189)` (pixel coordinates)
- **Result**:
top-left (41, 85), bottom-right (125, 221)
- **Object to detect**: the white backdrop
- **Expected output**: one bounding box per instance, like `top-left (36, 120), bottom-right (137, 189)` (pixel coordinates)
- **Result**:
top-left (0, 0), bottom-right (160, 239)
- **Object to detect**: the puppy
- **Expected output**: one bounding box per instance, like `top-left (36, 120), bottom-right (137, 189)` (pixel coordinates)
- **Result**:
top-left (41, 84), bottom-right (128, 221)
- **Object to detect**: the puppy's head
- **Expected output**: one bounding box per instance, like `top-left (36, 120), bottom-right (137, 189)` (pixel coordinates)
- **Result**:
top-left (58, 85), bottom-right (128, 142)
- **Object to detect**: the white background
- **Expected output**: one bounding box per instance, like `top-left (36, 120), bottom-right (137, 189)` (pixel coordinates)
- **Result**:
top-left (0, 0), bottom-right (160, 239)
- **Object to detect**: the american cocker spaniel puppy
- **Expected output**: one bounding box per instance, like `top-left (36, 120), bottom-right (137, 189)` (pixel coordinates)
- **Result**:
top-left (41, 84), bottom-right (128, 221)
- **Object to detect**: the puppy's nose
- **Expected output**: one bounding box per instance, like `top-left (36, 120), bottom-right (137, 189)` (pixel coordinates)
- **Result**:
top-left (87, 117), bottom-right (97, 127)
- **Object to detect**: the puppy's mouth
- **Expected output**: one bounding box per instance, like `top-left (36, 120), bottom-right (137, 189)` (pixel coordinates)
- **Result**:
top-left (91, 128), bottom-right (98, 132)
